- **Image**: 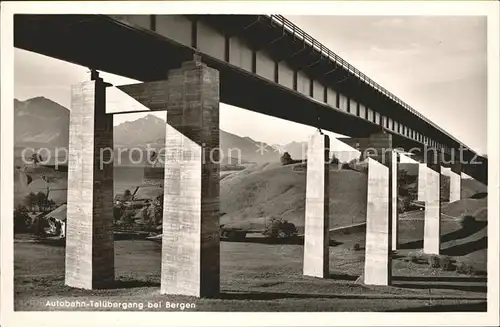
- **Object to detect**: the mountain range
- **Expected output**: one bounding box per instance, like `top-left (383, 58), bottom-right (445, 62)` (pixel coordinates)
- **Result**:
top-left (14, 97), bottom-right (70, 148)
top-left (14, 97), bottom-right (307, 164)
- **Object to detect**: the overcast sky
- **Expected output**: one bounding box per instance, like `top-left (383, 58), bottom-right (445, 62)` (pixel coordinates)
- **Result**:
top-left (14, 15), bottom-right (487, 153)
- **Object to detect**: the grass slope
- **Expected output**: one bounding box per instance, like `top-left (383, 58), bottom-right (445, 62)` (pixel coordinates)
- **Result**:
top-left (14, 236), bottom-right (486, 311)
top-left (221, 163), bottom-right (367, 231)
top-left (220, 162), bottom-right (487, 231)
top-left (461, 178), bottom-right (487, 199)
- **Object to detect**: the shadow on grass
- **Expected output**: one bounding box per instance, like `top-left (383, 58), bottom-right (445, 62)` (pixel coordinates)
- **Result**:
top-left (393, 282), bottom-right (486, 293)
top-left (219, 291), bottom-right (485, 301)
top-left (328, 273), bottom-right (359, 281)
top-left (102, 280), bottom-right (160, 289)
top-left (470, 192), bottom-right (487, 199)
top-left (33, 238), bottom-right (65, 247)
top-left (441, 221), bottom-right (486, 243)
top-left (399, 221), bottom-right (486, 250)
top-left (387, 301), bottom-right (486, 312)
top-left (392, 253), bottom-right (406, 260)
top-left (398, 239), bottom-right (423, 250)
top-left (393, 276), bottom-right (487, 283)
top-left (442, 236), bottom-right (488, 256)
top-left (221, 237), bottom-right (343, 247)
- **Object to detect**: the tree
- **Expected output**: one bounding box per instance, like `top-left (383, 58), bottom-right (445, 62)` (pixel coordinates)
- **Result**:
top-left (142, 205), bottom-right (158, 231)
top-left (121, 213), bottom-right (135, 227)
top-left (330, 154), bottom-right (340, 166)
top-left (280, 152), bottom-right (293, 165)
top-left (152, 194), bottom-right (164, 226)
top-left (35, 192), bottom-right (48, 212)
top-left (142, 206), bottom-right (151, 223)
top-left (14, 205), bottom-right (31, 233)
top-left (23, 192), bottom-right (37, 212)
top-left (45, 199), bottom-right (57, 212)
top-left (31, 152), bottom-right (44, 165)
top-left (123, 189), bottom-right (132, 201)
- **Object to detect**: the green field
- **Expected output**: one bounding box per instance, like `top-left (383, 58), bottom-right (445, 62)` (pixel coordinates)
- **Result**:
top-left (14, 215), bottom-right (487, 311)
top-left (14, 162), bottom-right (488, 312)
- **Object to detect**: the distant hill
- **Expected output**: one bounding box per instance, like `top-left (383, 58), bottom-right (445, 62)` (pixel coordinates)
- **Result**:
top-left (14, 97), bottom-right (70, 148)
top-left (220, 163), bottom-right (368, 232)
top-left (113, 114), bottom-right (166, 148)
top-left (13, 97), bottom-right (281, 165)
top-left (220, 130), bottom-right (280, 164)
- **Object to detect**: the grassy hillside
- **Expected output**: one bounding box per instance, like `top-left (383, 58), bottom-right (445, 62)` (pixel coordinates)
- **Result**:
top-left (220, 161), bottom-right (487, 229)
top-left (442, 198), bottom-right (487, 219)
top-left (220, 163), bottom-right (367, 231)
top-left (461, 178), bottom-right (487, 199)
top-left (397, 218), bottom-right (487, 274)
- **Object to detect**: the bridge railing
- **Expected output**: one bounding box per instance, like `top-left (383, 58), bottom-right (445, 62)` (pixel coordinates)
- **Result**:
top-left (267, 14), bottom-right (460, 145)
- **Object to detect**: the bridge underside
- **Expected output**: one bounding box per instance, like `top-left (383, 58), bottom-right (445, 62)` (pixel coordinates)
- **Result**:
top-left (14, 14), bottom-right (379, 137)
top-left (13, 14), bottom-right (487, 184)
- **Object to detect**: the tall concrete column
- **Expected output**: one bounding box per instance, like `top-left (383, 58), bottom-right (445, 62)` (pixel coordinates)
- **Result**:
top-left (423, 150), bottom-right (442, 254)
top-left (391, 151), bottom-right (398, 251)
top-left (451, 162), bottom-right (462, 201)
top-left (417, 163), bottom-right (427, 201)
top-left (303, 132), bottom-right (330, 278)
top-left (337, 133), bottom-right (393, 285)
top-left (161, 58), bottom-right (220, 298)
top-left (442, 166), bottom-right (461, 203)
top-left (423, 166), bottom-right (441, 254)
top-left (363, 132), bottom-right (393, 286)
top-left (65, 79), bottom-right (114, 289)
top-left (364, 158), bottom-right (391, 285)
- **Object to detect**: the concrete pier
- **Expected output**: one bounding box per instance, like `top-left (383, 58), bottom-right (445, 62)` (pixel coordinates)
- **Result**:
top-left (303, 132), bottom-right (330, 278)
top-left (65, 79), bottom-right (115, 289)
top-left (161, 58), bottom-right (221, 298)
top-left (417, 163), bottom-right (427, 201)
top-left (337, 133), bottom-right (393, 285)
top-left (423, 150), bottom-right (442, 254)
top-left (391, 151), bottom-right (398, 251)
top-left (400, 152), bottom-right (442, 254)
top-left (442, 167), bottom-right (461, 203)
top-left (423, 165), bottom-right (441, 255)
top-left (364, 158), bottom-right (391, 285)
top-left (364, 133), bottom-right (393, 285)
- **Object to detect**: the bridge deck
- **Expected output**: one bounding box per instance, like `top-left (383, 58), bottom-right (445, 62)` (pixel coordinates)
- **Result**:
top-left (13, 14), bottom-right (486, 184)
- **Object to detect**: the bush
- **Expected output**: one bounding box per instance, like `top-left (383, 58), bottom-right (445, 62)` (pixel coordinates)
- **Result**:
top-left (438, 255), bottom-right (454, 271)
top-left (456, 261), bottom-right (474, 275)
top-left (113, 205), bottom-right (124, 221)
top-left (280, 152), bottom-right (293, 166)
top-left (341, 163), bottom-right (352, 170)
top-left (330, 155), bottom-right (340, 166)
top-left (263, 218), bottom-right (298, 238)
top-left (407, 250), bottom-right (425, 263)
top-left (428, 254), bottom-right (440, 268)
top-left (14, 205), bottom-right (31, 233)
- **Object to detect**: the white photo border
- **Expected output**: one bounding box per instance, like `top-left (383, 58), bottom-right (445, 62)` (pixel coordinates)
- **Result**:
top-left (1, 1), bottom-right (499, 326)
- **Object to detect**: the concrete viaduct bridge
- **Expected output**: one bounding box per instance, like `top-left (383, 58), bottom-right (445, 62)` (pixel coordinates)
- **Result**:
top-left (14, 14), bottom-right (488, 297)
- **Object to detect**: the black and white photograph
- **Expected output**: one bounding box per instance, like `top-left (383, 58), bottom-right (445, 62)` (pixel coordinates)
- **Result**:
top-left (1, 1), bottom-right (499, 326)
